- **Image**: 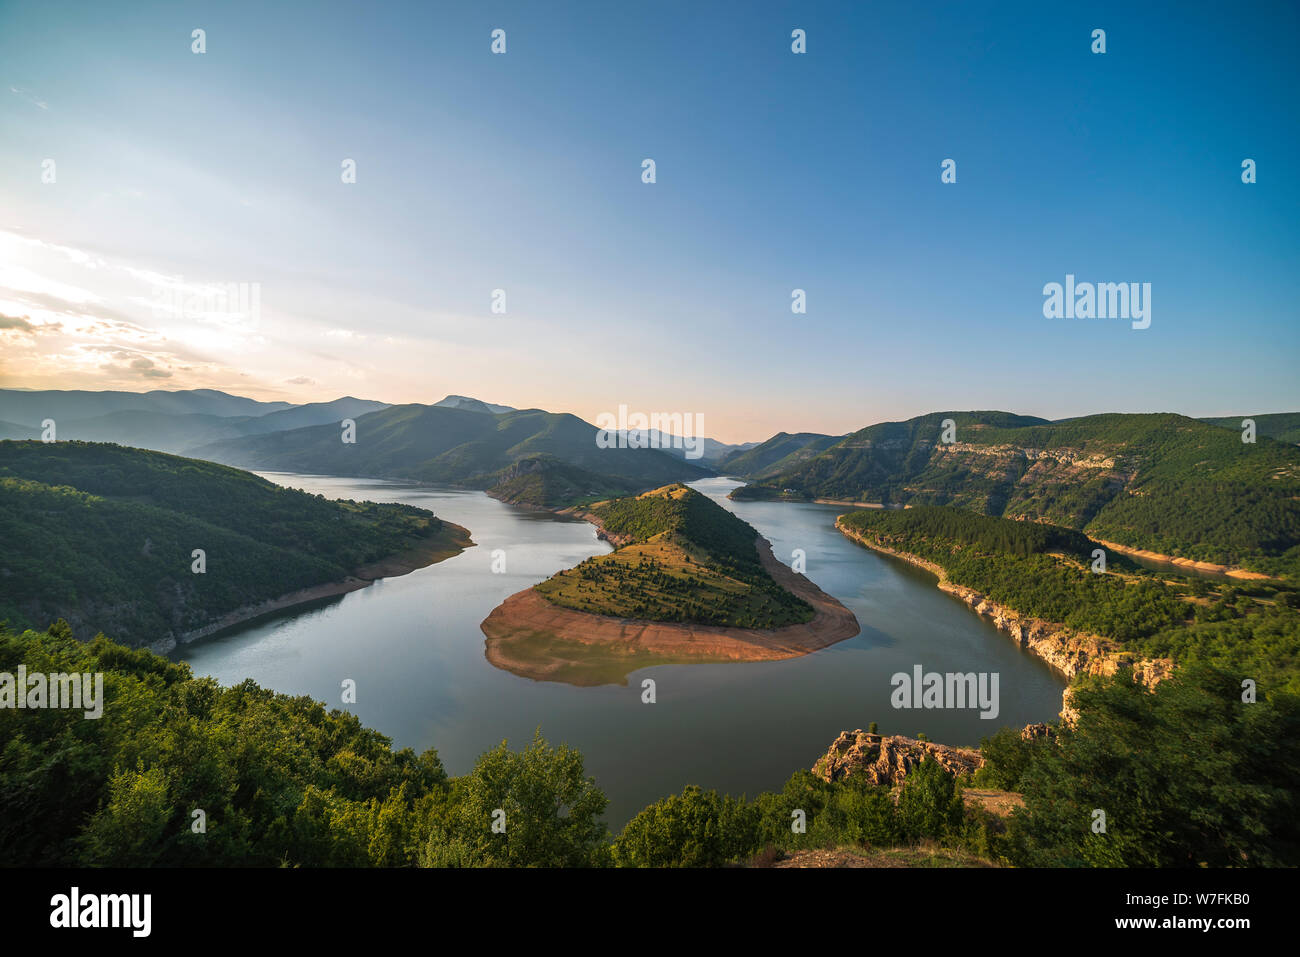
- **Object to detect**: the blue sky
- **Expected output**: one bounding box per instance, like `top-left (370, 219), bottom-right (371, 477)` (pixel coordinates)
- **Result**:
top-left (1, 0), bottom-right (1296, 442)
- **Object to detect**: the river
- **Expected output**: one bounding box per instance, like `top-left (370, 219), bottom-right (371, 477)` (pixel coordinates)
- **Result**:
top-left (174, 473), bottom-right (1067, 828)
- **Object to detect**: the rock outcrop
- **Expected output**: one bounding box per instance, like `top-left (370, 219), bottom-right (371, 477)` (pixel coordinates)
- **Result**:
top-left (812, 730), bottom-right (983, 786)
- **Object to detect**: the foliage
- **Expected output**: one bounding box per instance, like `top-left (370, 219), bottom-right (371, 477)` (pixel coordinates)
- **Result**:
top-left (0, 441), bottom-right (458, 646)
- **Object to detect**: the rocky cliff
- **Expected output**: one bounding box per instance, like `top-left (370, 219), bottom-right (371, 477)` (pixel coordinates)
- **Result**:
top-left (835, 521), bottom-right (1174, 721)
top-left (812, 729), bottom-right (983, 786)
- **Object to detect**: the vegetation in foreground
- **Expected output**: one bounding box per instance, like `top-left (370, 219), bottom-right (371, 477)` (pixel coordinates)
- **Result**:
top-left (534, 484), bottom-right (813, 628)
top-left (3, 622), bottom-right (1295, 867)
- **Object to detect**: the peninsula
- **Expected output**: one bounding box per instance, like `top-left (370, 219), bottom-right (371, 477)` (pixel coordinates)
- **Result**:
top-left (480, 483), bottom-right (859, 685)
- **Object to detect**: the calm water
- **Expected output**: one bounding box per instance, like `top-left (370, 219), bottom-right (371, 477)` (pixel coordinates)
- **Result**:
top-left (175, 474), bottom-right (1066, 828)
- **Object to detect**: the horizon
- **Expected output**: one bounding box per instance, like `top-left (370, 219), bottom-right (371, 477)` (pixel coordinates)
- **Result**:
top-left (3, 0), bottom-right (1298, 444)
top-left (1, 382), bottom-right (1295, 447)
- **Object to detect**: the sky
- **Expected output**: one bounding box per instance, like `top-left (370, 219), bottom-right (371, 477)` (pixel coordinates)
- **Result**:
top-left (1, 0), bottom-right (1297, 444)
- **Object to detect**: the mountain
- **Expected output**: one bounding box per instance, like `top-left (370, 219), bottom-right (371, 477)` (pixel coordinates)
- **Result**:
top-left (613, 430), bottom-right (756, 465)
top-left (0, 441), bottom-right (469, 649)
top-left (1201, 413), bottom-right (1300, 445)
top-left (0, 391), bottom-right (392, 456)
top-left (191, 404), bottom-right (712, 503)
top-left (0, 388), bottom-right (294, 425)
top-left (434, 394), bottom-right (516, 414)
top-left (235, 396), bottom-right (390, 435)
top-left (738, 411), bottom-right (1300, 577)
top-left (0, 421), bottom-right (37, 440)
top-left (717, 431), bottom-right (841, 478)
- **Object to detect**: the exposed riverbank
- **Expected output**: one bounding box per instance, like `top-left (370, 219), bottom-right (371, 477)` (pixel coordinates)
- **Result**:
top-left (1091, 538), bottom-right (1274, 581)
top-left (152, 521), bottom-right (474, 655)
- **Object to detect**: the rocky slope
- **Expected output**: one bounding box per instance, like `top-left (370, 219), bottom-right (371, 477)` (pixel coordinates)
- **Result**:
top-left (812, 729), bottom-right (983, 786)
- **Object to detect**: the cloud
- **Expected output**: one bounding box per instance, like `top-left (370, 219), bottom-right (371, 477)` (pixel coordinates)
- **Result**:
top-left (9, 86), bottom-right (48, 110)
top-left (0, 313), bottom-right (34, 332)
top-left (284, 375), bottom-right (316, 385)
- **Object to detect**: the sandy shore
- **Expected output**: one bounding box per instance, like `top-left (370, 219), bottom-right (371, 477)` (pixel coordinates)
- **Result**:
top-left (1091, 538), bottom-right (1273, 580)
top-left (159, 521), bottom-right (474, 653)
top-left (480, 535), bottom-right (860, 685)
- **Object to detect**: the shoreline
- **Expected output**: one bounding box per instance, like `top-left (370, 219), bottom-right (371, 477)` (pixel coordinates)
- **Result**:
top-left (834, 519), bottom-right (1172, 716)
top-left (480, 533), bottom-right (860, 685)
top-left (1090, 538), bottom-right (1274, 581)
top-left (154, 521), bottom-right (474, 656)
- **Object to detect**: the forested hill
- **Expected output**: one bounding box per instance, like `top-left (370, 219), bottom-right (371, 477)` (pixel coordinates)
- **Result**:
top-left (0, 441), bottom-right (469, 648)
top-left (838, 505), bottom-right (1300, 694)
top-left (534, 484), bottom-right (813, 628)
top-left (735, 411), bottom-right (1300, 578)
top-left (190, 403), bottom-right (710, 506)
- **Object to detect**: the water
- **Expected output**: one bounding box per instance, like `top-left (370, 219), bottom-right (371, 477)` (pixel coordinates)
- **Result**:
top-left (175, 473), bottom-right (1066, 828)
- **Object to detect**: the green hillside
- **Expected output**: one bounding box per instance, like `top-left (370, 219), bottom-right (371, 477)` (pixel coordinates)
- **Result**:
top-left (717, 431), bottom-right (841, 479)
top-left (191, 404), bottom-right (709, 505)
top-left (534, 484), bottom-right (813, 628)
top-left (0, 441), bottom-right (468, 647)
top-left (1201, 413), bottom-right (1300, 445)
top-left (741, 411), bottom-right (1300, 577)
top-left (839, 506), bottom-right (1300, 692)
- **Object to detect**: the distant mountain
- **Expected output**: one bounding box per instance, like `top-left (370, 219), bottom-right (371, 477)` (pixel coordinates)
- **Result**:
top-left (54, 410), bottom-right (255, 453)
top-left (191, 403), bottom-right (711, 503)
top-left (0, 390), bottom-right (390, 456)
top-left (434, 394), bottom-right (516, 415)
top-left (737, 410), bottom-right (1300, 577)
top-left (0, 388), bottom-right (294, 426)
top-left (0, 420), bottom-right (37, 440)
top-left (718, 431), bottom-right (841, 478)
top-left (612, 430), bottom-right (756, 466)
top-left (1201, 413), bottom-right (1300, 445)
top-left (235, 397), bottom-right (390, 435)
top-left (0, 441), bottom-right (467, 648)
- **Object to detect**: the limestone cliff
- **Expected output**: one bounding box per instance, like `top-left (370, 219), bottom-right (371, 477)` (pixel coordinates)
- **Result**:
top-left (812, 729), bottom-right (982, 786)
top-left (835, 521), bottom-right (1174, 721)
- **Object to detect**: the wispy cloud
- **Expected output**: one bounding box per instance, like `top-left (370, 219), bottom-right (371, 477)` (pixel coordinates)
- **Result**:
top-left (9, 86), bottom-right (49, 110)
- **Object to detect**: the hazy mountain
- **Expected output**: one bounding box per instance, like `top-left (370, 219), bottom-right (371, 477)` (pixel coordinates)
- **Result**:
top-left (236, 397), bottom-right (390, 435)
top-left (0, 388), bottom-right (294, 426)
top-left (0, 420), bottom-right (37, 440)
top-left (191, 403), bottom-right (712, 501)
top-left (613, 430), bottom-right (757, 465)
top-left (0, 391), bottom-right (390, 455)
top-left (434, 394), bottom-right (516, 414)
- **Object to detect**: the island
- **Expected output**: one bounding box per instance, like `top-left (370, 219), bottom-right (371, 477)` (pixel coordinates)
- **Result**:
top-left (480, 483), bottom-right (859, 685)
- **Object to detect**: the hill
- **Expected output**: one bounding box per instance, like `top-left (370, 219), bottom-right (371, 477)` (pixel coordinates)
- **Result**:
top-left (534, 484), bottom-right (812, 628)
top-left (0, 441), bottom-right (470, 650)
top-left (191, 404), bottom-right (712, 505)
top-left (738, 411), bottom-right (1300, 577)
top-left (717, 431), bottom-right (841, 478)
top-left (1201, 413), bottom-right (1300, 445)
top-left (837, 505), bottom-right (1300, 692)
